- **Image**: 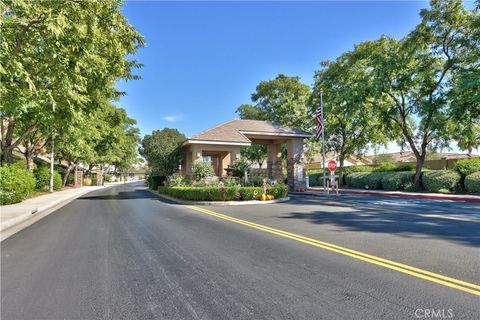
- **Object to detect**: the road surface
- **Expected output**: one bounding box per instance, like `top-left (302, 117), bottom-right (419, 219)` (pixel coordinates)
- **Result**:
top-left (2, 182), bottom-right (479, 319)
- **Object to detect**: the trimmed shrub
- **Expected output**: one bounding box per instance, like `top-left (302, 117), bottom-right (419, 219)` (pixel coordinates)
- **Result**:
top-left (344, 172), bottom-right (388, 189)
top-left (404, 183), bottom-right (422, 192)
top-left (0, 166), bottom-right (36, 205)
top-left (167, 173), bottom-right (189, 187)
top-left (157, 185), bottom-right (288, 201)
top-left (104, 174), bottom-right (113, 183)
top-left (309, 172), bottom-right (330, 187)
top-left (372, 162), bottom-right (415, 172)
top-left (372, 163), bottom-right (397, 172)
top-left (363, 172), bottom-right (389, 189)
top-left (222, 176), bottom-right (240, 186)
top-left (343, 165), bottom-right (374, 177)
top-left (345, 172), bottom-right (369, 188)
top-left (422, 170), bottom-right (461, 192)
top-left (34, 166), bottom-right (62, 191)
top-left (464, 172), bottom-right (480, 193)
top-left (454, 158), bottom-right (480, 177)
top-left (227, 158), bottom-right (251, 178)
top-left (381, 172), bottom-right (415, 191)
top-left (192, 161), bottom-right (215, 181)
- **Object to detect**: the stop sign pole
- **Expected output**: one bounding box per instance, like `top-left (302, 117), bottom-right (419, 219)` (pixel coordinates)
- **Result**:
top-left (328, 160), bottom-right (337, 189)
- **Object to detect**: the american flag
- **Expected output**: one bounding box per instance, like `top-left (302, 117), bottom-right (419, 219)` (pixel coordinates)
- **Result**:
top-left (315, 102), bottom-right (323, 139)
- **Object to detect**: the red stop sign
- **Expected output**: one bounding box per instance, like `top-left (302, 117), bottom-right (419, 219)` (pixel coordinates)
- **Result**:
top-left (328, 160), bottom-right (337, 173)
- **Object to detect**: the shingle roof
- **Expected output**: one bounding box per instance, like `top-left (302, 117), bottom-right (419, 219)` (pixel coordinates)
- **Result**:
top-left (187, 119), bottom-right (312, 144)
top-left (367, 151), bottom-right (477, 162)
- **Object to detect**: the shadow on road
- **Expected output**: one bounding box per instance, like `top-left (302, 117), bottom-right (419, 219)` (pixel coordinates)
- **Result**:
top-left (280, 196), bottom-right (480, 247)
top-left (79, 189), bottom-right (156, 200)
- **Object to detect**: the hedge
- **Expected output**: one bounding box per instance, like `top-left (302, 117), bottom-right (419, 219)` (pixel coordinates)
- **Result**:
top-left (157, 185), bottom-right (289, 201)
top-left (308, 172), bottom-right (324, 187)
top-left (34, 166), bottom-right (62, 191)
top-left (0, 166), bottom-right (36, 205)
top-left (422, 170), bottom-right (461, 192)
top-left (372, 163), bottom-right (415, 172)
top-left (345, 171), bottom-right (414, 191)
top-left (344, 172), bottom-right (389, 189)
top-left (454, 158), bottom-right (480, 177)
top-left (345, 172), bottom-right (369, 189)
top-left (464, 172), bottom-right (480, 194)
top-left (381, 172), bottom-right (415, 191)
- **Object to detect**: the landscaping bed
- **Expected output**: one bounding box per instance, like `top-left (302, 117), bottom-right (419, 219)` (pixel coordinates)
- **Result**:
top-left (157, 185), bottom-right (289, 202)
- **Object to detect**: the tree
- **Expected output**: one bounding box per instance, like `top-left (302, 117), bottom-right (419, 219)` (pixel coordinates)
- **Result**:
top-left (350, 0), bottom-right (478, 184)
top-left (53, 101), bottom-right (140, 186)
top-left (0, 0), bottom-right (144, 164)
top-left (311, 51), bottom-right (389, 184)
top-left (241, 145), bottom-right (267, 168)
top-left (236, 104), bottom-right (266, 121)
top-left (235, 74), bottom-right (311, 131)
top-left (139, 129), bottom-right (186, 177)
top-left (373, 154), bottom-right (395, 164)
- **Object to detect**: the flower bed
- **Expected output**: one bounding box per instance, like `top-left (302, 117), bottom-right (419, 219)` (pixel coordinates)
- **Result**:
top-left (157, 185), bottom-right (289, 201)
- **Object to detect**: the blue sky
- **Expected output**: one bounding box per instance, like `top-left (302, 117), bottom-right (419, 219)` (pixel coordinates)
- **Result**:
top-left (116, 1), bottom-right (455, 152)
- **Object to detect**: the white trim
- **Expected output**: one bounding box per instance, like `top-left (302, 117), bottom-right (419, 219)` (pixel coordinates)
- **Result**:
top-left (185, 139), bottom-right (251, 146)
top-left (239, 130), bottom-right (312, 138)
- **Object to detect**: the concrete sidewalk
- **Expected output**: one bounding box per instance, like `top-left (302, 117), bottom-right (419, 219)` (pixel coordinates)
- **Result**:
top-left (0, 182), bottom-right (128, 239)
top-left (306, 186), bottom-right (480, 202)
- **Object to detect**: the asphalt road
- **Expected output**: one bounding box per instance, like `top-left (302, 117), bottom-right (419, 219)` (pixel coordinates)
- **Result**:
top-left (2, 182), bottom-right (479, 320)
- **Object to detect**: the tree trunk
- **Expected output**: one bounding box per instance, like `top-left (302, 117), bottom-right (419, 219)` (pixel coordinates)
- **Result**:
top-left (25, 150), bottom-right (34, 171)
top-left (338, 155), bottom-right (345, 186)
top-left (3, 147), bottom-right (14, 164)
top-left (62, 162), bottom-right (75, 187)
top-left (2, 118), bottom-right (15, 164)
top-left (414, 155), bottom-right (425, 185)
top-left (1, 119), bottom-right (39, 165)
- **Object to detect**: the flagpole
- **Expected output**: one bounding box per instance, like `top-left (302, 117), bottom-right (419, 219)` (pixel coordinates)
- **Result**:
top-left (321, 89), bottom-right (326, 192)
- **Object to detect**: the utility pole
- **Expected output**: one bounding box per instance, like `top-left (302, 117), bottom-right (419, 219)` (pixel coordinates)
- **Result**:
top-left (321, 89), bottom-right (326, 192)
top-left (49, 103), bottom-right (55, 193)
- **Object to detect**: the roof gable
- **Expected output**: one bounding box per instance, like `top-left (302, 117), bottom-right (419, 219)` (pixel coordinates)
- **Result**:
top-left (187, 119), bottom-right (312, 145)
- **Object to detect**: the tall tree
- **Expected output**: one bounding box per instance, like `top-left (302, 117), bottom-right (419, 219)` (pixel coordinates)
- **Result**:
top-left (139, 129), bottom-right (186, 177)
top-left (241, 145), bottom-right (267, 169)
top-left (235, 74), bottom-right (311, 131)
top-left (311, 51), bottom-right (389, 184)
top-left (351, 0), bottom-right (478, 184)
top-left (0, 0), bottom-right (144, 164)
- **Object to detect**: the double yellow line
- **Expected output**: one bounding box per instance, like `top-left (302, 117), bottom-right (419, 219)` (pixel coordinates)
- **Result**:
top-left (186, 205), bottom-right (480, 297)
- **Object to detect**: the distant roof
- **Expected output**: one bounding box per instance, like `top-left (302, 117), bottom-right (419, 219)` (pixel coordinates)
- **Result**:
top-left (366, 151), bottom-right (478, 162)
top-left (186, 119), bottom-right (312, 145)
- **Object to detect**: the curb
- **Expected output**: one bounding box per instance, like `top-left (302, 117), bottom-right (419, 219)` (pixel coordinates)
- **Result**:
top-left (147, 189), bottom-right (290, 206)
top-left (302, 189), bottom-right (480, 202)
top-left (0, 182), bottom-right (132, 241)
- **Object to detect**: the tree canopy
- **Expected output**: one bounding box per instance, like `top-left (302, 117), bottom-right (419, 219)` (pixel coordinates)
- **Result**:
top-left (343, 0), bottom-right (480, 183)
top-left (139, 128), bottom-right (186, 177)
top-left (235, 74), bottom-right (311, 131)
top-left (0, 0), bottom-right (144, 185)
top-left (0, 0), bottom-right (144, 168)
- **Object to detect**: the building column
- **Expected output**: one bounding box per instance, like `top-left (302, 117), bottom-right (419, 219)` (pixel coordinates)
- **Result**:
top-left (267, 143), bottom-right (282, 181)
top-left (286, 138), bottom-right (306, 190)
top-left (185, 146), bottom-right (203, 178)
top-left (221, 152), bottom-right (232, 176)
